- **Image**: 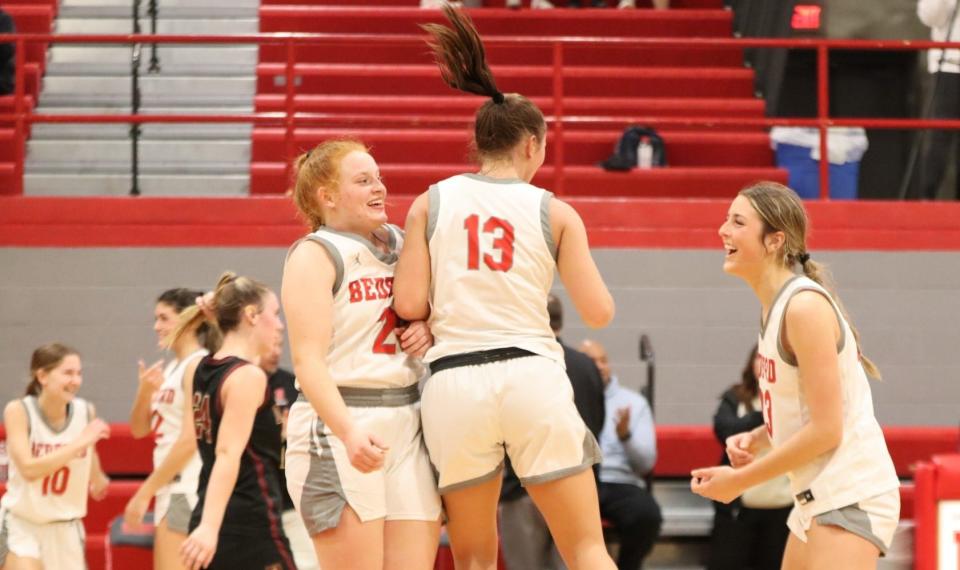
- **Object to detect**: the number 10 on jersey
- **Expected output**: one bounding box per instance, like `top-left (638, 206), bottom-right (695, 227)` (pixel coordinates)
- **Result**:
top-left (464, 215), bottom-right (514, 272)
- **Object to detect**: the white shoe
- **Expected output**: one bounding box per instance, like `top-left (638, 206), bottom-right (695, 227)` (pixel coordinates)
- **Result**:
top-left (531, 0), bottom-right (555, 8)
top-left (420, 0), bottom-right (462, 7)
top-left (506, 0), bottom-right (522, 7)
top-left (617, 0), bottom-right (636, 7)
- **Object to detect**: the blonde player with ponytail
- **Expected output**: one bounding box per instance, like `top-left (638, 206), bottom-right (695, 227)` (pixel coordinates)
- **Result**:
top-left (692, 182), bottom-right (899, 569)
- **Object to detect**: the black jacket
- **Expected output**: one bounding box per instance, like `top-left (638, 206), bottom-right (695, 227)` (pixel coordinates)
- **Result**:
top-left (0, 9), bottom-right (15, 96)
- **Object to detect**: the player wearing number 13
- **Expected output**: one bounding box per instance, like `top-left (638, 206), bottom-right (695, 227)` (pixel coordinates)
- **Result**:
top-left (281, 140), bottom-right (442, 570)
top-left (0, 343), bottom-right (111, 570)
top-left (692, 182), bottom-right (899, 570)
top-left (393, 7), bottom-right (616, 570)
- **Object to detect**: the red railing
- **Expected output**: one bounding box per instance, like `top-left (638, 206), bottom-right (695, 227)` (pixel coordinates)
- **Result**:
top-left (4, 33), bottom-right (960, 198)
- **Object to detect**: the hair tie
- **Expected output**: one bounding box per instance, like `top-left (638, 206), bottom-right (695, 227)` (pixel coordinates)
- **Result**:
top-left (797, 252), bottom-right (811, 265)
top-left (492, 91), bottom-right (505, 105)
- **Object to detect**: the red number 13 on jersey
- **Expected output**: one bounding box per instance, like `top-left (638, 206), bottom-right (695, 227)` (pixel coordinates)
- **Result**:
top-left (464, 215), bottom-right (515, 272)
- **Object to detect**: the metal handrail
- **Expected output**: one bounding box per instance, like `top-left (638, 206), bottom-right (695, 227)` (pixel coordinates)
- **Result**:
top-left (5, 33), bottom-right (960, 197)
top-left (130, 1), bottom-right (142, 196)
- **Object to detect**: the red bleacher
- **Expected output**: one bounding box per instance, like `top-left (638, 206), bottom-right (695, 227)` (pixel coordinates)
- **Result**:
top-left (0, 0), bottom-right (51, 193)
top-left (251, 2), bottom-right (788, 196)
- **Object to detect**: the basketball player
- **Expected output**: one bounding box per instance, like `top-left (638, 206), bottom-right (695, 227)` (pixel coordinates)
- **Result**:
top-left (124, 289), bottom-right (217, 569)
top-left (392, 7), bottom-right (616, 569)
top-left (0, 343), bottom-right (111, 570)
top-left (691, 181), bottom-right (900, 569)
top-left (282, 139), bottom-right (442, 570)
top-left (163, 272), bottom-right (294, 570)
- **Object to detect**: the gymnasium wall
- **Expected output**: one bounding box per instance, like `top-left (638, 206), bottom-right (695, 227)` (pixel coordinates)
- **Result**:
top-left (2, 246), bottom-right (957, 426)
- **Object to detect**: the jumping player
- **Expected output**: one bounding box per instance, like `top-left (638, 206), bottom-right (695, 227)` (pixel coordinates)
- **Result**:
top-left (282, 139), bottom-right (442, 570)
top-left (0, 343), bottom-right (111, 570)
top-left (691, 181), bottom-right (900, 569)
top-left (393, 7), bottom-right (616, 569)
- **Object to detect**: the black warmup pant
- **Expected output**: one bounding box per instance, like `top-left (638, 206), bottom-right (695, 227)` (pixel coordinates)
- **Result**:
top-left (920, 72), bottom-right (960, 200)
top-left (598, 482), bottom-right (662, 570)
top-left (707, 504), bottom-right (791, 570)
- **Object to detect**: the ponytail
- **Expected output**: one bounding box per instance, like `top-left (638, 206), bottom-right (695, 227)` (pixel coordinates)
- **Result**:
top-left (799, 257), bottom-right (881, 379)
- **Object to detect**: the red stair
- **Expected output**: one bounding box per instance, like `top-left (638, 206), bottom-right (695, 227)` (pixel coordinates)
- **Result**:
top-left (253, 2), bottom-right (784, 198)
top-left (0, 1), bottom-right (53, 194)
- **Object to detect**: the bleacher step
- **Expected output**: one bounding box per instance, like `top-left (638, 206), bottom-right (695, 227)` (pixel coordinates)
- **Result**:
top-left (41, 76), bottom-right (255, 98)
top-left (32, 122), bottom-right (253, 140)
top-left (27, 139), bottom-right (249, 164)
top-left (55, 17), bottom-right (258, 33)
top-left (24, 172), bottom-right (248, 196)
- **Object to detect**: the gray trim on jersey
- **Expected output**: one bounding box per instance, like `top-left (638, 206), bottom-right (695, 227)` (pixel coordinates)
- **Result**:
top-left (19, 399), bottom-right (32, 438)
top-left (24, 396), bottom-right (75, 435)
top-left (426, 184), bottom-right (440, 243)
top-left (439, 460), bottom-right (505, 495)
top-left (539, 191), bottom-right (557, 261)
top-left (760, 275), bottom-right (801, 340)
top-left (815, 503), bottom-right (888, 556)
top-left (317, 226), bottom-right (399, 265)
top-left (295, 384), bottom-right (419, 408)
top-left (519, 431), bottom-right (602, 487)
top-left (776, 287), bottom-right (847, 366)
top-left (164, 493), bottom-right (193, 534)
top-left (298, 416), bottom-right (347, 536)
top-left (461, 173), bottom-right (524, 185)
top-left (302, 234), bottom-right (345, 295)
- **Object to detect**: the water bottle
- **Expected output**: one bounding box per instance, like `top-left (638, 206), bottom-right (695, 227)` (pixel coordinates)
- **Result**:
top-left (0, 440), bottom-right (8, 483)
top-left (637, 136), bottom-right (653, 169)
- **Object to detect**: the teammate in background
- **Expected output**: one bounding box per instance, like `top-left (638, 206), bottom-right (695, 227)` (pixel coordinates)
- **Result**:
top-left (124, 288), bottom-right (217, 569)
top-left (692, 181), bottom-right (900, 569)
top-left (157, 272), bottom-right (293, 570)
top-left (282, 139), bottom-right (441, 570)
top-left (0, 343), bottom-right (111, 570)
top-left (393, 7), bottom-right (616, 569)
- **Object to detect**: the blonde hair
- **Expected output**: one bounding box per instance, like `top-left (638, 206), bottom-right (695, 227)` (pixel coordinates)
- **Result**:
top-left (27, 343), bottom-right (80, 396)
top-left (292, 139), bottom-right (369, 231)
top-left (166, 272), bottom-right (269, 350)
top-left (740, 181), bottom-right (881, 379)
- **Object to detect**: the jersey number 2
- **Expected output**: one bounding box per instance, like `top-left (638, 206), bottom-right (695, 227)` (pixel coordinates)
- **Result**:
top-left (464, 215), bottom-right (514, 272)
top-left (41, 466), bottom-right (70, 496)
top-left (373, 308), bottom-right (397, 354)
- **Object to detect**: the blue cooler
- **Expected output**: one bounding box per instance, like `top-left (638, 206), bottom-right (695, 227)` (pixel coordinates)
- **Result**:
top-left (770, 127), bottom-right (868, 200)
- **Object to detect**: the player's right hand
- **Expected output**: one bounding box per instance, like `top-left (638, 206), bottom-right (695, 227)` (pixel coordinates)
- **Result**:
top-left (137, 359), bottom-right (164, 392)
top-left (344, 428), bottom-right (388, 473)
top-left (725, 431), bottom-right (755, 468)
top-left (82, 418), bottom-right (112, 446)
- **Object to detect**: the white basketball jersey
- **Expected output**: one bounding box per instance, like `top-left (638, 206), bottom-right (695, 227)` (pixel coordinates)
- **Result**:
top-left (305, 224), bottom-right (419, 389)
top-left (757, 276), bottom-right (899, 515)
top-left (424, 174), bottom-right (563, 365)
top-left (1, 397), bottom-right (93, 524)
top-left (152, 350), bottom-right (206, 494)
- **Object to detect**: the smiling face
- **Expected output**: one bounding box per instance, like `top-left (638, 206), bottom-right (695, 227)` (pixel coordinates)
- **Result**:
top-left (322, 150), bottom-right (387, 234)
top-left (37, 353), bottom-right (83, 403)
top-left (153, 302), bottom-right (179, 349)
top-left (717, 194), bottom-right (784, 280)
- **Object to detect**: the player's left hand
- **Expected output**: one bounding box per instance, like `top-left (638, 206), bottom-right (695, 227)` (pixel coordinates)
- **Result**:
top-left (181, 523), bottom-right (218, 570)
top-left (690, 466), bottom-right (744, 504)
top-left (397, 320), bottom-right (433, 358)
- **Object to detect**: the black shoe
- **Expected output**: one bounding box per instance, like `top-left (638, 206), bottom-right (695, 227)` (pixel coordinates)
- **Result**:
top-left (591, 0), bottom-right (606, 6)
top-left (568, 0), bottom-right (582, 7)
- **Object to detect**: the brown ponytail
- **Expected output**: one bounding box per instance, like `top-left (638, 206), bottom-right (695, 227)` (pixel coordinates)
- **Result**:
top-left (421, 6), bottom-right (546, 161)
top-left (167, 271), bottom-right (271, 349)
top-left (740, 181), bottom-right (881, 379)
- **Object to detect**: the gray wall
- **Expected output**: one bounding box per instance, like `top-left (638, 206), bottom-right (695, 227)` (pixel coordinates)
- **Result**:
top-left (2, 248), bottom-right (958, 426)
